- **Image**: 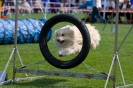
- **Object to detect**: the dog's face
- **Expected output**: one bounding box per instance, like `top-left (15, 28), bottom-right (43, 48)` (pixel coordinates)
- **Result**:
top-left (54, 25), bottom-right (75, 48)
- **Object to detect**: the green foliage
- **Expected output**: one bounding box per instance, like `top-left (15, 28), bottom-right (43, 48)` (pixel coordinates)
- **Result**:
top-left (0, 13), bottom-right (133, 88)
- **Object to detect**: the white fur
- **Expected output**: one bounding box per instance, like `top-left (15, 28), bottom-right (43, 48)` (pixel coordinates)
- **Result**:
top-left (54, 24), bottom-right (101, 57)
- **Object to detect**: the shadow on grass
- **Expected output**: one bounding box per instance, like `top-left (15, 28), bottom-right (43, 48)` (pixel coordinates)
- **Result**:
top-left (11, 77), bottom-right (68, 87)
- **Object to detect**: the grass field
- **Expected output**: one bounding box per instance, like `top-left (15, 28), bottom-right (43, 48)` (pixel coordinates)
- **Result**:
top-left (0, 13), bottom-right (133, 88)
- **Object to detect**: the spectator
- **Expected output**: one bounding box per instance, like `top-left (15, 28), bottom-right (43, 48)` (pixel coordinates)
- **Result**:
top-left (105, 0), bottom-right (115, 9)
top-left (75, 0), bottom-right (80, 6)
top-left (65, 0), bottom-right (76, 7)
top-left (49, 0), bottom-right (59, 13)
top-left (59, 0), bottom-right (67, 3)
top-left (105, 0), bottom-right (115, 22)
top-left (119, 0), bottom-right (131, 23)
top-left (78, 0), bottom-right (106, 23)
top-left (5, 0), bottom-right (14, 6)
top-left (27, 0), bottom-right (31, 6)
top-left (20, 0), bottom-right (31, 13)
top-left (34, 0), bottom-right (43, 7)
top-left (34, 0), bottom-right (43, 13)
top-left (5, 0), bottom-right (15, 13)
top-left (63, 0), bottom-right (78, 13)
top-left (91, 0), bottom-right (106, 23)
top-left (18, 0), bottom-right (22, 7)
top-left (58, 0), bottom-right (68, 13)
top-left (130, 4), bottom-right (133, 23)
top-left (78, 0), bottom-right (93, 22)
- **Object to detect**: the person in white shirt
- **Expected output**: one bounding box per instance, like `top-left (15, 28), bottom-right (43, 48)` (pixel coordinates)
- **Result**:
top-left (34, 0), bottom-right (43, 7)
top-left (119, 0), bottom-right (131, 23)
top-left (21, 0), bottom-right (31, 13)
top-left (97, 0), bottom-right (102, 8)
top-left (105, 0), bottom-right (115, 9)
top-left (104, 0), bottom-right (116, 22)
top-left (78, 0), bottom-right (106, 23)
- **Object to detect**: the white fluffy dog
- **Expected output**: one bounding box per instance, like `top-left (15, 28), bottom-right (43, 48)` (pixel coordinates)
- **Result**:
top-left (54, 24), bottom-right (101, 57)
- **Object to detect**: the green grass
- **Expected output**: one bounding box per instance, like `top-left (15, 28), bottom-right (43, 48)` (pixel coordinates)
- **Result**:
top-left (0, 13), bottom-right (133, 88)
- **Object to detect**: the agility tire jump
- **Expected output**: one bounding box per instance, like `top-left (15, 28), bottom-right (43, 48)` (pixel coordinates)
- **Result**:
top-left (39, 14), bottom-right (90, 69)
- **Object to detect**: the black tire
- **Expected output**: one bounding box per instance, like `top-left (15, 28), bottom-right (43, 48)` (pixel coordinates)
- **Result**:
top-left (39, 14), bottom-right (90, 69)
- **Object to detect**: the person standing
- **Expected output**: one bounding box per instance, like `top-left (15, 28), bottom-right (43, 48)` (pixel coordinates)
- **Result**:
top-left (91, 0), bottom-right (106, 23)
top-left (78, 0), bottom-right (105, 23)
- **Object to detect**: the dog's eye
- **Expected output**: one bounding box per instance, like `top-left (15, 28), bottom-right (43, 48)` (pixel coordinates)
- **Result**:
top-left (62, 34), bottom-right (64, 36)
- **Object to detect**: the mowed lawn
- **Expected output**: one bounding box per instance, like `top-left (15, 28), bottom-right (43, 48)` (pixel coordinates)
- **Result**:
top-left (0, 13), bottom-right (133, 88)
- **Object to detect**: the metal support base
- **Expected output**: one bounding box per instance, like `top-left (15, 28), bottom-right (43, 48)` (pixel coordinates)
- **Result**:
top-left (16, 68), bottom-right (113, 80)
top-left (0, 76), bottom-right (44, 85)
top-left (104, 52), bottom-right (133, 88)
top-left (0, 47), bottom-right (27, 85)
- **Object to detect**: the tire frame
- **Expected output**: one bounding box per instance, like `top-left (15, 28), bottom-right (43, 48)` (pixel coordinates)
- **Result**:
top-left (39, 14), bottom-right (90, 69)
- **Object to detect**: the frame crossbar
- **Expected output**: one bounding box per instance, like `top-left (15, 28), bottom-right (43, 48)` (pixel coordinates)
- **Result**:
top-left (16, 68), bottom-right (113, 80)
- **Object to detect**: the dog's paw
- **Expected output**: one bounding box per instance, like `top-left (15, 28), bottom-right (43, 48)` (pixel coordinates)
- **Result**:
top-left (58, 51), bottom-right (65, 57)
top-left (59, 54), bottom-right (64, 57)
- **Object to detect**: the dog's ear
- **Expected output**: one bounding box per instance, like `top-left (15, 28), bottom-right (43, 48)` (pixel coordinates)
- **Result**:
top-left (65, 25), bottom-right (72, 30)
top-left (54, 30), bottom-right (57, 35)
top-left (54, 30), bottom-right (57, 33)
top-left (66, 26), bottom-right (75, 33)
